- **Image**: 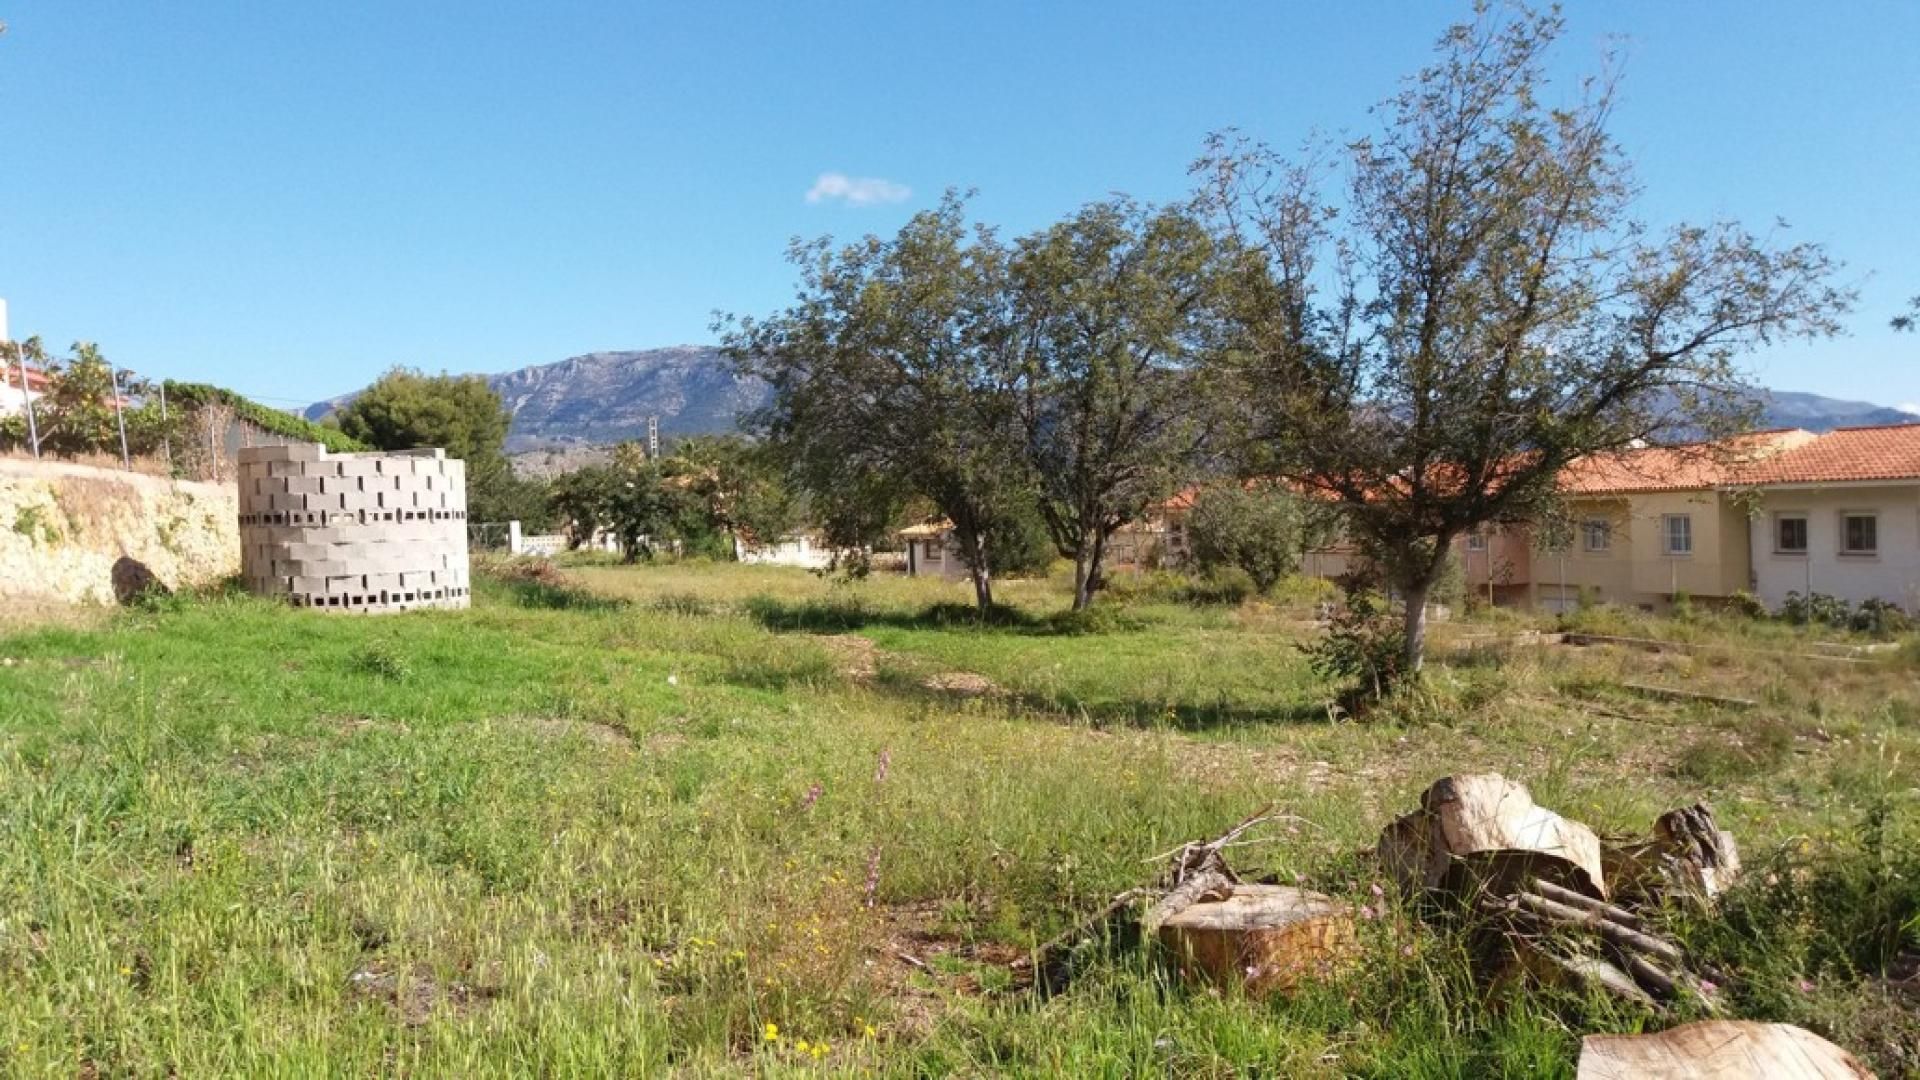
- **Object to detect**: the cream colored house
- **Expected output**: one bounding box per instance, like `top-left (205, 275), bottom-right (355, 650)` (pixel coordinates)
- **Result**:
top-left (1738, 424), bottom-right (1920, 611)
top-left (1499, 430), bottom-right (1816, 613)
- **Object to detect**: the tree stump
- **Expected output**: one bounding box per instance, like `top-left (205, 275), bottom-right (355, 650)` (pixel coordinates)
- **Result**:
top-left (1156, 884), bottom-right (1357, 996)
top-left (1378, 774), bottom-right (1607, 899)
top-left (1607, 803), bottom-right (1742, 907)
top-left (1577, 1021), bottom-right (1871, 1079)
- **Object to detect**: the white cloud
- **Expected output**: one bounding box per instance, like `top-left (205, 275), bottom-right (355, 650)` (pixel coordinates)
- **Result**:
top-left (805, 172), bottom-right (911, 207)
top-left (1898, 403), bottom-right (1920, 416)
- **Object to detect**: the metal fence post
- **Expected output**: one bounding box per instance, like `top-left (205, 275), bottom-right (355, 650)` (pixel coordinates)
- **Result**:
top-left (158, 381), bottom-right (172, 468)
top-left (109, 361), bottom-right (131, 469)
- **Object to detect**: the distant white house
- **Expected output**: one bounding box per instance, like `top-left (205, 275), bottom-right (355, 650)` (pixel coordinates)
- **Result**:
top-left (899, 521), bottom-right (968, 580)
top-left (734, 531), bottom-right (834, 569)
top-left (1741, 424), bottom-right (1920, 610)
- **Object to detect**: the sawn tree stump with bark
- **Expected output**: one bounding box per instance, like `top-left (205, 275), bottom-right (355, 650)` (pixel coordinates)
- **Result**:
top-left (1155, 884), bottom-right (1358, 996)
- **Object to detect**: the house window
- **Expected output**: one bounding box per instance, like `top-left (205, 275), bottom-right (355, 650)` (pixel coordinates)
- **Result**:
top-left (1774, 514), bottom-right (1808, 554)
top-left (1581, 519), bottom-right (1611, 553)
top-left (1465, 531), bottom-right (1488, 552)
top-left (925, 540), bottom-right (944, 565)
top-left (1841, 513), bottom-right (1878, 555)
top-left (1662, 514), bottom-right (1692, 556)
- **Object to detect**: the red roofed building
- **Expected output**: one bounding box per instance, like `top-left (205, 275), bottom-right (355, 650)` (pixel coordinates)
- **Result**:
top-left (1735, 423), bottom-right (1920, 611)
top-left (1, 363), bottom-right (51, 419)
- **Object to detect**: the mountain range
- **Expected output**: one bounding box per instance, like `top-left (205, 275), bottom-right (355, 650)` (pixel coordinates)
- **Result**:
top-left (307, 346), bottom-right (1919, 451)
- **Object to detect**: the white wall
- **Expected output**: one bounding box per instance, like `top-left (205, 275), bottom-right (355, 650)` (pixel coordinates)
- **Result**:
top-left (1748, 484), bottom-right (1920, 611)
top-left (735, 534), bottom-right (834, 569)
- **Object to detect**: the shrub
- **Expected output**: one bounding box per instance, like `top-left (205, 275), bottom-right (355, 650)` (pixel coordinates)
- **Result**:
top-left (1850, 597), bottom-right (1912, 638)
top-left (1780, 591), bottom-right (1853, 629)
top-left (1185, 484), bottom-right (1327, 593)
top-left (1728, 590), bottom-right (1768, 620)
top-left (1302, 572), bottom-right (1406, 711)
top-left (1671, 589), bottom-right (1694, 620)
top-left (350, 642), bottom-right (413, 682)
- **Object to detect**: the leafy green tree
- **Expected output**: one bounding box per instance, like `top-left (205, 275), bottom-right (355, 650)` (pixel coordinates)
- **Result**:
top-left (38, 342), bottom-right (122, 454)
top-left (599, 443), bottom-right (678, 562)
top-left (662, 434), bottom-right (800, 557)
top-left (721, 193), bottom-right (1031, 612)
top-left (1006, 199), bottom-right (1234, 609)
top-left (547, 465), bottom-right (612, 549)
top-left (1197, 4), bottom-right (1850, 682)
top-left (1185, 483), bottom-right (1330, 593)
top-left (332, 368), bottom-right (526, 523)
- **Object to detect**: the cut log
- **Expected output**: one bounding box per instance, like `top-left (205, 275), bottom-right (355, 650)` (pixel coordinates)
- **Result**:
top-left (1532, 877), bottom-right (1644, 928)
top-left (1156, 884), bottom-right (1358, 997)
top-left (1577, 1021), bottom-right (1872, 1079)
top-left (1654, 804), bottom-right (1742, 902)
top-left (1544, 953), bottom-right (1659, 1009)
top-left (1607, 803), bottom-right (1742, 907)
top-left (1378, 774), bottom-right (1607, 899)
top-left (1512, 890), bottom-right (1685, 965)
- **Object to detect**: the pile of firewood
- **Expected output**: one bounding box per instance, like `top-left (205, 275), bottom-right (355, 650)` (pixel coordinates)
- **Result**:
top-left (1377, 773), bottom-right (1738, 1009)
top-left (1023, 773), bottom-right (1872, 1077)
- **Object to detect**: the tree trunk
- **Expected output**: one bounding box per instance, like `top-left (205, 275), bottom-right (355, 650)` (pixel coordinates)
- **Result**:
top-left (1071, 529), bottom-right (1110, 612)
top-left (968, 531), bottom-right (994, 613)
top-left (1401, 577), bottom-right (1431, 674)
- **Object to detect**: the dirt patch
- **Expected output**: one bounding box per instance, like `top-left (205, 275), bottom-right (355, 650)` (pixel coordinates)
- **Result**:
top-left (348, 964), bottom-right (496, 1026)
top-left (921, 671), bottom-right (1002, 699)
top-left (324, 715), bottom-right (410, 737)
top-left (501, 716), bottom-right (634, 750)
top-left (872, 899), bottom-right (1029, 1015)
top-left (818, 635), bottom-right (881, 681)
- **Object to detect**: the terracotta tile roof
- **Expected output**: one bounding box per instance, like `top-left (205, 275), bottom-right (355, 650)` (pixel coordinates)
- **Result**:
top-left (897, 521), bottom-right (952, 540)
top-left (1736, 423), bottom-right (1920, 485)
top-left (2, 364), bottom-right (50, 392)
top-left (1559, 429), bottom-right (1815, 495)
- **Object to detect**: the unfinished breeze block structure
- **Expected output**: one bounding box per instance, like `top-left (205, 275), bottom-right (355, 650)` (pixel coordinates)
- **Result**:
top-left (237, 443), bottom-right (470, 612)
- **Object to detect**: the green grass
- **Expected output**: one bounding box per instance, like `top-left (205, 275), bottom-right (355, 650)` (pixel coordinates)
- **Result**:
top-left (2, 561), bottom-right (1916, 1076)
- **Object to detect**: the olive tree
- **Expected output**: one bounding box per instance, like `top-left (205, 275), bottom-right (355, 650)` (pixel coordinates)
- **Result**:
top-left (720, 194), bottom-right (1029, 612)
top-left (1199, 4), bottom-right (1851, 680)
top-left (1006, 199), bottom-right (1234, 609)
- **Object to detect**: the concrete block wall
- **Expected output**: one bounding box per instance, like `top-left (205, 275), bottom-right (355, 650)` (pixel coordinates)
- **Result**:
top-left (236, 443), bottom-right (470, 612)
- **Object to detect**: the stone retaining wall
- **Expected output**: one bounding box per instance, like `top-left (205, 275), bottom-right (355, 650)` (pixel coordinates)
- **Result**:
top-left (0, 456), bottom-right (238, 608)
top-left (237, 444), bottom-right (469, 612)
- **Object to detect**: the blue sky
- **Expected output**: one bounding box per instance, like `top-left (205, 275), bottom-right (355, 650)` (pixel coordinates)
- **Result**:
top-left (2, 2), bottom-right (1916, 410)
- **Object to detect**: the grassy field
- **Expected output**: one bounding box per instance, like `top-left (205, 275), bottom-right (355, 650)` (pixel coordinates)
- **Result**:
top-left (1, 559), bottom-right (1915, 1076)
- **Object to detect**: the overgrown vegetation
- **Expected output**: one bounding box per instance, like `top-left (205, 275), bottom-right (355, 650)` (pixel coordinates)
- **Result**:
top-left (3, 561), bottom-right (1913, 1074)
top-left (163, 382), bottom-right (368, 453)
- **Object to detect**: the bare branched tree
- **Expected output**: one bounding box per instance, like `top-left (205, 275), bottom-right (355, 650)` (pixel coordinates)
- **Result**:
top-left (1198, 3), bottom-right (1852, 678)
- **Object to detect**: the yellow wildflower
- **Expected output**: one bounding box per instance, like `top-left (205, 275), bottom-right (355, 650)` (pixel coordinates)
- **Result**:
top-left (762, 1022), bottom-right (779, 1042)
